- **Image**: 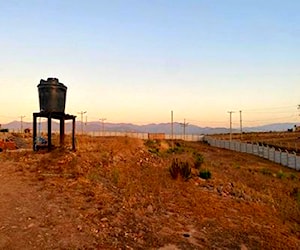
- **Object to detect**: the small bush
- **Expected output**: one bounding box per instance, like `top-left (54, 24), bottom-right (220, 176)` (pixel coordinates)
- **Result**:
top-left (260, 168), bottom-right (272, 176)
top-left (193, 152), bottom-right (204, 169)
top-left (288, 173), bottom-right (297, 180)
top-left (111, 167), bottom-right (120, 185)
top-left (87, 171), bottom-right (100, 182)
top-left (291, 187), bottom-right (300, 204)
top-left (277, 170), bottom-right (286, 179)
top-left (169, 158), bottom-right (191, 181)
top-left (166, 145), bottom-right (185, 154)
top-left (169, 159), bottom-right (181, 179)
top-left (145, 140), bottom-right (160, 155)
top-left (149, 148), bottom-right (159, 154)
top-left (233, 163), bottom-right (240, 169)
top-left (199, 169), bottom-right (212, 180)
top-left (180, 161), bottom-right (192, 180)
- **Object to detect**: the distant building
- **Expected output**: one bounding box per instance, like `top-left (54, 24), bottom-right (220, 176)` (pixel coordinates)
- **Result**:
top-left (148, 133), bottom-right (165, 140)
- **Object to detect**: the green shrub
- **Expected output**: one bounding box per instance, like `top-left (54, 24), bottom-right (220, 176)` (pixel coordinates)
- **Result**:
top-left (193, 152), bottom-right (204, 169)
top-left (149, 148), bottom-right (159, 154)
top-left (166, 145), bottom-right (185, 154)
top-left (288, 173), bottom-right (297, 180)
top-left (199, 169), bottom-right (212, 179)
top-left (277, 170), bottom-right (286, 179)
top-left (145, 140), bottom-right (160, 155)
top-left (144, 139), bottom-right (156, 147)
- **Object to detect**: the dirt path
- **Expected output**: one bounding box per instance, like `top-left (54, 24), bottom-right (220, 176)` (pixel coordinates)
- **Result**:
top-left (0, 162), bottom-right (95, 249)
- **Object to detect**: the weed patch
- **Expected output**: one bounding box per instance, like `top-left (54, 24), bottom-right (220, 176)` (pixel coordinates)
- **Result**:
top-left (166, 141), bottom-right (185, 154)
top-left (193, 152), bottom-right (204, 169)
top-left (111, 167), bottom-right (120, 185)
top-left (144, 140), bottom-right (161, 155)
top-left (169, 158), bottom-right (191, 181)
top-left (277, 170), bottom-right (286, 179)
top-left (260, 168), bottom-right (272, 176)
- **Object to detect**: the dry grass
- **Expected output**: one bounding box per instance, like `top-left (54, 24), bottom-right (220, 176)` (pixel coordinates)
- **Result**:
top-left (0, 136), bottom-right (299, 249)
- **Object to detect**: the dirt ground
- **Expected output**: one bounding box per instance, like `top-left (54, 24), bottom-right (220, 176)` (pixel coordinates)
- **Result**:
top-left (0, 136), bottom-right (299, 249)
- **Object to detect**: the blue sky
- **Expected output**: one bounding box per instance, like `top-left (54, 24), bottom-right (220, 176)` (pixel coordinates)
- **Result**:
top-left (0, 0), bottom-right (299, 127)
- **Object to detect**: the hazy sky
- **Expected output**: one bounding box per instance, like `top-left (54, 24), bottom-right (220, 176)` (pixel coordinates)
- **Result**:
top-left (1, 0), bottom-right (299, 127)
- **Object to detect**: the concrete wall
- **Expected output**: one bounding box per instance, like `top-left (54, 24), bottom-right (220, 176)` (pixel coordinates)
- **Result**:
top-left (205, 137), bottom-right (300, 171)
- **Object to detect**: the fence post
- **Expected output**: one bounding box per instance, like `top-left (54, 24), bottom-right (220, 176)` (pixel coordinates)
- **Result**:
top-left (284, 150), bottom-right (289, 167)
top-left (279, 149), bottom-right (282, 165)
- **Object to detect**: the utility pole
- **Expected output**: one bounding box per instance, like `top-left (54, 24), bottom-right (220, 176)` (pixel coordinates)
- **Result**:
top-left (99, 118), bottom-right (106, 136)
top-left (180, 119), bottom-right (189, 140)
top-left (239, 110), bottom-right (243, 140)
top-left (78, 111), bottom-right (87, 135)
top-left (171, 110), bottom-right (173, 141)
top-left (85, 115), bottom-right (88, 135)
top-left (20, 115), bottom-right (25, 133)
top-left (227, 111), bottom-right (235, 141)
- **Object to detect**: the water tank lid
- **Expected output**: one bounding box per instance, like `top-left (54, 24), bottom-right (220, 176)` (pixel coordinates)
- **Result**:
top-left (38, 77), bottom-right (67, 89)
top-left (47, 77), bottom-right (58, 81)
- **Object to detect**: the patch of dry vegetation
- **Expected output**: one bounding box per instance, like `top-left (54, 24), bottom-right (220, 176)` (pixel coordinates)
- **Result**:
top-left (0, 136), bottom-right (299, 249)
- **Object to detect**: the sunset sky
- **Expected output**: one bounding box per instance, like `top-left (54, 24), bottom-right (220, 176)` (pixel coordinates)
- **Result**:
top-left (1, 0), bottom-right (299, 128)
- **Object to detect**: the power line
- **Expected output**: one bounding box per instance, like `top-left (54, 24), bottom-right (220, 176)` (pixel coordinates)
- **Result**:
top-left (243, 114), bottom-right (298, 123)
top-left (242, 105), bottom-right (296, 112)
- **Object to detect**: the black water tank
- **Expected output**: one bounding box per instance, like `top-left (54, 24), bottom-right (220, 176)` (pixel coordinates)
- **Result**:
top-left (38, 78), bottom-right (67, 113)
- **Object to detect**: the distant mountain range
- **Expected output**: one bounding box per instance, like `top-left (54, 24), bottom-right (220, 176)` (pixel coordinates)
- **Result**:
top-left (1, 120), bottom-right (298, 135)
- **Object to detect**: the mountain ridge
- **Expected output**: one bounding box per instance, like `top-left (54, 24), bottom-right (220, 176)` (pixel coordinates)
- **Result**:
top-left (1, 121), bottom-right (298, 135)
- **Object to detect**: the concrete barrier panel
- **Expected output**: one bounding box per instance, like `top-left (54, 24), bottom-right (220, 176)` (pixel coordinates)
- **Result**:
top-left (288, 154), bottom-right (296, 169)
top-left (275, 151), bottom-right (281, 164)
top-left (296, 156), bottom-right (300, 171)
top-left (263, 147), bottom-right (269, 159)
top-left (258, 146), bottom-right (264, 157)
top-left (269, 149), bottom-right (275, 161)
top-left (281, 152), bottom-right (288, 167)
